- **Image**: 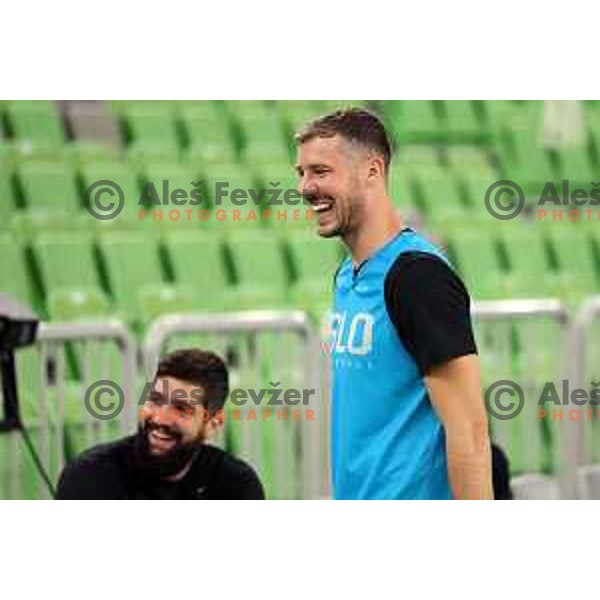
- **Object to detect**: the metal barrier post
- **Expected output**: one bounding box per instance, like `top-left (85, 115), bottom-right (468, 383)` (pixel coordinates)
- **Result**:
top-left (35, 319), bottom-right (137, 477)
top-left (571, 296), bottom-right (600, 498)
top-left (472, 299), bottom-right (571, 498)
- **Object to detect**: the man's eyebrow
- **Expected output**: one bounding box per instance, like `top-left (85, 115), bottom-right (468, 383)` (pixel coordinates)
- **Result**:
top-left (170, 399), bottom-right (194, 410)
top-left (300, 163), bottom-right (330, 171)
top-left (149, 389), bottom-right (165, 404)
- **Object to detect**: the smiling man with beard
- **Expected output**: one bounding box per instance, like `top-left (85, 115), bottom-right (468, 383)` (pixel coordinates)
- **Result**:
top-left (56, 349), bottom-right (265, 500)
top-left (295, 108), bottom-right (492, 500)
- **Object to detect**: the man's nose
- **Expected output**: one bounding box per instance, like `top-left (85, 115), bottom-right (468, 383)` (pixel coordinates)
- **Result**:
top-left (147, 402), bottom-right (173, 425)
top-left (301, 178), bottom-right (318, 199)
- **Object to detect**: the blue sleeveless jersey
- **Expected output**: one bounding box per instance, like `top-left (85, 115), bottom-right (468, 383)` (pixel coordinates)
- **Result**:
top-left (330, 229), bottom-right (453, 500)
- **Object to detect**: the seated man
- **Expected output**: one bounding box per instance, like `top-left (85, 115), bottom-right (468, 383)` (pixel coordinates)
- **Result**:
top-left (57, 348), bottom-right (264, 499)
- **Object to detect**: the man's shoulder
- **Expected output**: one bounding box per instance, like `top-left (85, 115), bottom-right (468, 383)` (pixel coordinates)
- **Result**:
top-left (385, 248), bottom-right (460, 292)
top-left (198, 445), bottom-right (265, 499)
top-left (63, 436), bottom-right (133, 475)
top-left (56, 436), bottom-right (133, 499)
top-left (202, 444), bottom-right (258, 479)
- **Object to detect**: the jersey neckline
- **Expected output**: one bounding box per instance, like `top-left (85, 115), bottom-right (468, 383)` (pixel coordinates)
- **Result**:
top-left (352, 227), bottom-right (413, 278)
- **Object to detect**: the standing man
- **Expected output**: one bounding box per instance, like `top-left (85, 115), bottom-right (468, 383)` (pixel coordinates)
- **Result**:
top-left (295, 108), bottom-right (492, 499)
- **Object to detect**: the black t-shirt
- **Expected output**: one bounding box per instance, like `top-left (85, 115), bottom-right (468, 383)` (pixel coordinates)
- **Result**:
top-left (56, 436), bottom-right (265, 500)
top-left (491, 443), bottom-right (513, 500)
top-left (383, 250), bottom-right (477, 375)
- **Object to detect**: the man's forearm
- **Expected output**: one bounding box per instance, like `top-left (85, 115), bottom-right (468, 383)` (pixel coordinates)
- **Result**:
top-left (425, 355), bottom-right (494, 499)
top-left (445, 426), bottom-right (493, 500)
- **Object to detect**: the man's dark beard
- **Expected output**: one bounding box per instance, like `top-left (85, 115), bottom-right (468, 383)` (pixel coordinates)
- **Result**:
top-left (132, 421), bottom-right (202, 482)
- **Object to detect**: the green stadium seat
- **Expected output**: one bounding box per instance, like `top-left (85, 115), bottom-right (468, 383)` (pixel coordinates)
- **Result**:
top-left (69, 142), bottom-right (122, 165)
top-left (97, 230), bottom-right (195, 329)
top-left (252, 160), bottom-right (297, 189)
top-left (287, 231), bottom-right (341, 317)
top-left (447, 228), bottom-right (504, 300)
top-left (384, 100), bottom-right (442, 144)
top-left (143, 162), bottom-right (201, 194)
top-left (235, 105), bottom-right (289, 164)
top-left (226, 100), bottom-right (268, 116)
top-left (33, 231), bottom-right (101, 290)
top-left (0, 163), bottom-right (16, 228)
top-left (0, 432), bottom-right (54, 499)
top-left (499, 222), bottom-right (559, 298)
top-left (5, 100), bottom-right (65, 150)
top-left (410, 166), bottom-right (470, 226)
top-left (503, 101), bottom-right (545, 135)
top-left (141, 162), bottom-right (203, 230)
top-left (12, 154), bottom-right (85, 238)
top-left (180, 103), bottom-right (237, 163)
top-left (10, 210), bottom-right (83, 243)
top-left (388, 168), bottom-right (421, 213)
top-left (0, 139), bottom-right (16, 168)
top-left (163, 230), bottom-right (233, 311)
top-left (277, 100), bottom-right (327, 133)
top-left (459, 175), bottom-right (499, 214)
top-left (202, 162), bottom-right (264, 227)
top-left (556, 145), bottom-right (596, 186)
top-left (394, 146), bottom-right (442, 173)
top-left (481, 100), bottom-right (511, 133)
top-left (80, 160), bottom-right (145, 227)
top-left (486, 100), bottom-right (538, 159)
top-left (17, 159), bottom-right (80, 212)
top-left (545, 224), bottom-right (598, 301)
top-left (32, 231), bottom-right (111, 320)
top-left (446, 146), bottom-right (496, 177)
top-left (442, 101), bottom-right (483, 144)
top-left (503, 132), bottom-right (557, 197)
top-left (80, 160), bottom-right (141, 201)
top-left (121, 104), bottom-right (181, 161)
top-left (97, 230), bottom-right (164, 324)
top-left (288, 230), bottom-right (342, 284)
top-left (584, 105), bottom-right (600, 151)
top-left (226, 231), bottom-right (289, 309)
top-left (0, 233), bottom-right (35, 309)
top-left (320, 100), bottom-right (365, 112)
top-left (251, 161), bottom-right (313, 231)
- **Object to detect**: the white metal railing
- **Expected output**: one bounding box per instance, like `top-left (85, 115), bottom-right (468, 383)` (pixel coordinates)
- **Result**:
top-left (5, 297), bottom-right (600, 499)
top-left (472, 299), bottom-right (571, 498)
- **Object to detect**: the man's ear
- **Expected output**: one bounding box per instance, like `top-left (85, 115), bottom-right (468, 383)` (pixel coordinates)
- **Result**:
top-left (367, 153), bottom-right (386, 181)
top-left (206, 408), bottom-right (225, 437)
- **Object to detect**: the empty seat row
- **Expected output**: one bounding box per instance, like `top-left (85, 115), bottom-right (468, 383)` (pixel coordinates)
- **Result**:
top-left (0, 230), bottom-right (344, 326)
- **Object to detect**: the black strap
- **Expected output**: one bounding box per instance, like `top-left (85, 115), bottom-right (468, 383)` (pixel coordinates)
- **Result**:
top-left (1, 351), bottom-right (57, 499)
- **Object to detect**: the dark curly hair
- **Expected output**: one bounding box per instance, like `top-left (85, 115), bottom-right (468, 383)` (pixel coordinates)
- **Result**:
top-left (155, 348), bottom-right (229, 413)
